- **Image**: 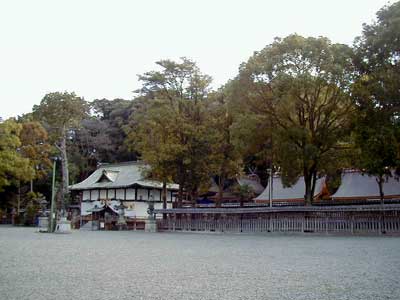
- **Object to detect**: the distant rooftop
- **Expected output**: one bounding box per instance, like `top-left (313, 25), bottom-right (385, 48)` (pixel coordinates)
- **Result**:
top-left (255, 176), bottom-right (325, 202)
top-left (331, 169), bottom-right (400, 200)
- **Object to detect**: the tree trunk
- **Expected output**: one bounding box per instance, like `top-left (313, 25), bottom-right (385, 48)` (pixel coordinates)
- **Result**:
top-left (17, 182), bottom-right (21, 215)
top-left (178, 185), bottom-right (183, 208)
top-left (56, 127), bottom-right (70, 216)
top-left (191, 189), bottom-right (198, 207)
top-left (311, 171), bottom-right (317, 202)
top-left (376, 175), bottom-right (385, 233)
top-left (217, 176), bottom-right (224, 208)
top-left (304, 163), bottom-right (317, 206)
top-left (176, 164), bottom-right (184, 208)
top-left (162, 180), bottom-right (167, 219)
top-left (30, 179), bottom-right (33, 193)
top-left (304, 173), bottom-right (313, 206)
top-left (377, 175), bottom-right (385, 205)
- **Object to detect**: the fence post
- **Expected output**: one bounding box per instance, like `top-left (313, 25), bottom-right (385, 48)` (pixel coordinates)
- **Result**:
top-left (350, 213), bottom-right (354, 234)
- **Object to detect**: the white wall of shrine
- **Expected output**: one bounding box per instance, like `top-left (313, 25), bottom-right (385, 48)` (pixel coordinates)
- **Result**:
top-left (137, 188), bottom-right (148, 200)
top-left (80, 199), bottom-right (172, 218)
top-left (81, 187), bottom-right (176, 202)
top-left (83, 190), bottom-right (90, 200)
top-left (116, 189), bottom-right (124, 200)
top-left (126, 188), bottom-right (135, 200)
top-left (151, 189), bottom-right (161, 201)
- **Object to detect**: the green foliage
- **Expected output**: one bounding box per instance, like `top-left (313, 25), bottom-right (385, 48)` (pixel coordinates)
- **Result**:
top-left (354, 1), bottom-right (400, 112)
top-left (238, 34), bottom-right (355, 204)
top-left (352, 1), bottom-right (400, 201)
top-left (32, 92), bottom-right (89, 138)
top-left (353, 111), bottom-right (399, 177)
top-left (0, 120), bottom-right (34, 191)
top-left (232, 184), bottom-right (255, 206)
top-left (19, 121), bottom-right (52, 181)
top-left (129, 58), bottom-right (215, 204)
top-left (67, 98), bottom-right (139, 183)
top-left (206, 91), bottom-right (242, 205)
top-left (33, 91), bottom-right (89, 210)
top-left (90, 98), bottom-right (140, 161)
top-left (128, 99), bottom-right (184, 183)
top-left (23, 192), bottom-right (42, 226)
top-left (136, 57), bottom-right (212, 102)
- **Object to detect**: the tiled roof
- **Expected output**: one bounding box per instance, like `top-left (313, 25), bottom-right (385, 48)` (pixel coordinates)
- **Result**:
top-left (69, 161), bottom-right (179, 191)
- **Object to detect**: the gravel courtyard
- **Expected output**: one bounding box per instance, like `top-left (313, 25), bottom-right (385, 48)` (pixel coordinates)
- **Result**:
top-left (0, 226), bottom-right (399, 300)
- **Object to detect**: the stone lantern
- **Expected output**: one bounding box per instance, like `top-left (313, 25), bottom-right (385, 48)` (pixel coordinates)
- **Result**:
top-left (147, 195), bottom-right (155, 220)
top-left (145, 195), bottom-right (157, 232)
top-left (39, 198), bottom-right (47, 216)
top-left (116, 202), bottom-right (127, 230)
top-left (37, 197), bottom-right (49, 232)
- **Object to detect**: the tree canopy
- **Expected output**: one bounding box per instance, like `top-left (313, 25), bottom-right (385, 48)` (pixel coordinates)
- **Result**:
top-left (0, 120), bottom-right (34, 191)
top-left (33, 92), bottom-right (89, 213)
top-left (352, 1), bottom-right (400, 202)
top-left (127, 58), bottom-right (215, 205)
top-left (236, 34), bottom-right (355, 204)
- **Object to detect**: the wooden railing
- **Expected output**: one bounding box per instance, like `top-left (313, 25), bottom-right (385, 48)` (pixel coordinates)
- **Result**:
top-left (156, 205), bottom-right (400, 234)
top-left (157, 216), bottom-right (400, 234)
top-left (154, 204), bottom-right (400, 214)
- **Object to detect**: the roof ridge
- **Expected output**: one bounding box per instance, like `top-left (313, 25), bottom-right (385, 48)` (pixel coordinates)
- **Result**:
top-left (98, 161), bottom-right (145, 168)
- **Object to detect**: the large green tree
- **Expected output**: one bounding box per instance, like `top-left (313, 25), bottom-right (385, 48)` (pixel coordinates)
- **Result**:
top-left (128, 100), bottom-right (184, 210)
top-left (0, 120), bottom-right (34, 212)
top-left (352, 108), bottom-right (399, 203)
top-left (33, 92), bottom-right (89, 213)
top-left (224, 79), bottom-right (273, 187)
top-left (206, 91), bottom-right (242, 207)
top-left (238, 34), bottom-right (355, 205)
top-left (130, 58), bottom-right (214, 206)
top-left (353, 1), bottom-right (400, 113)
top-left (352, 1), bottom-right (400, 202)
top-left (19, 121), bottom-right (52, 192)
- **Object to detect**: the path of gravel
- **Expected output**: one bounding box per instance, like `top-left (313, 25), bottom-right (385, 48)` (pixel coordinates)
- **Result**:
top-left (0, 227), bottom-right (399, 300)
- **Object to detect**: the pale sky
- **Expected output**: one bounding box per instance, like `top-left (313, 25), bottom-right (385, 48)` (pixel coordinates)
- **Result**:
top-left (0, 0), bottom-right (392, 119)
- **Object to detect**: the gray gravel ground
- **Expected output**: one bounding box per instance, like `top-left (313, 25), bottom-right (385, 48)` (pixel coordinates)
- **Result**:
top-left (0, 226), bottom-right (399, 300)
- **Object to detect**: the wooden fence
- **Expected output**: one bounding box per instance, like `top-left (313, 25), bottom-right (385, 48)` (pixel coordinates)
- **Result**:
top-left (155, 205), bottom-right (400, 234)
